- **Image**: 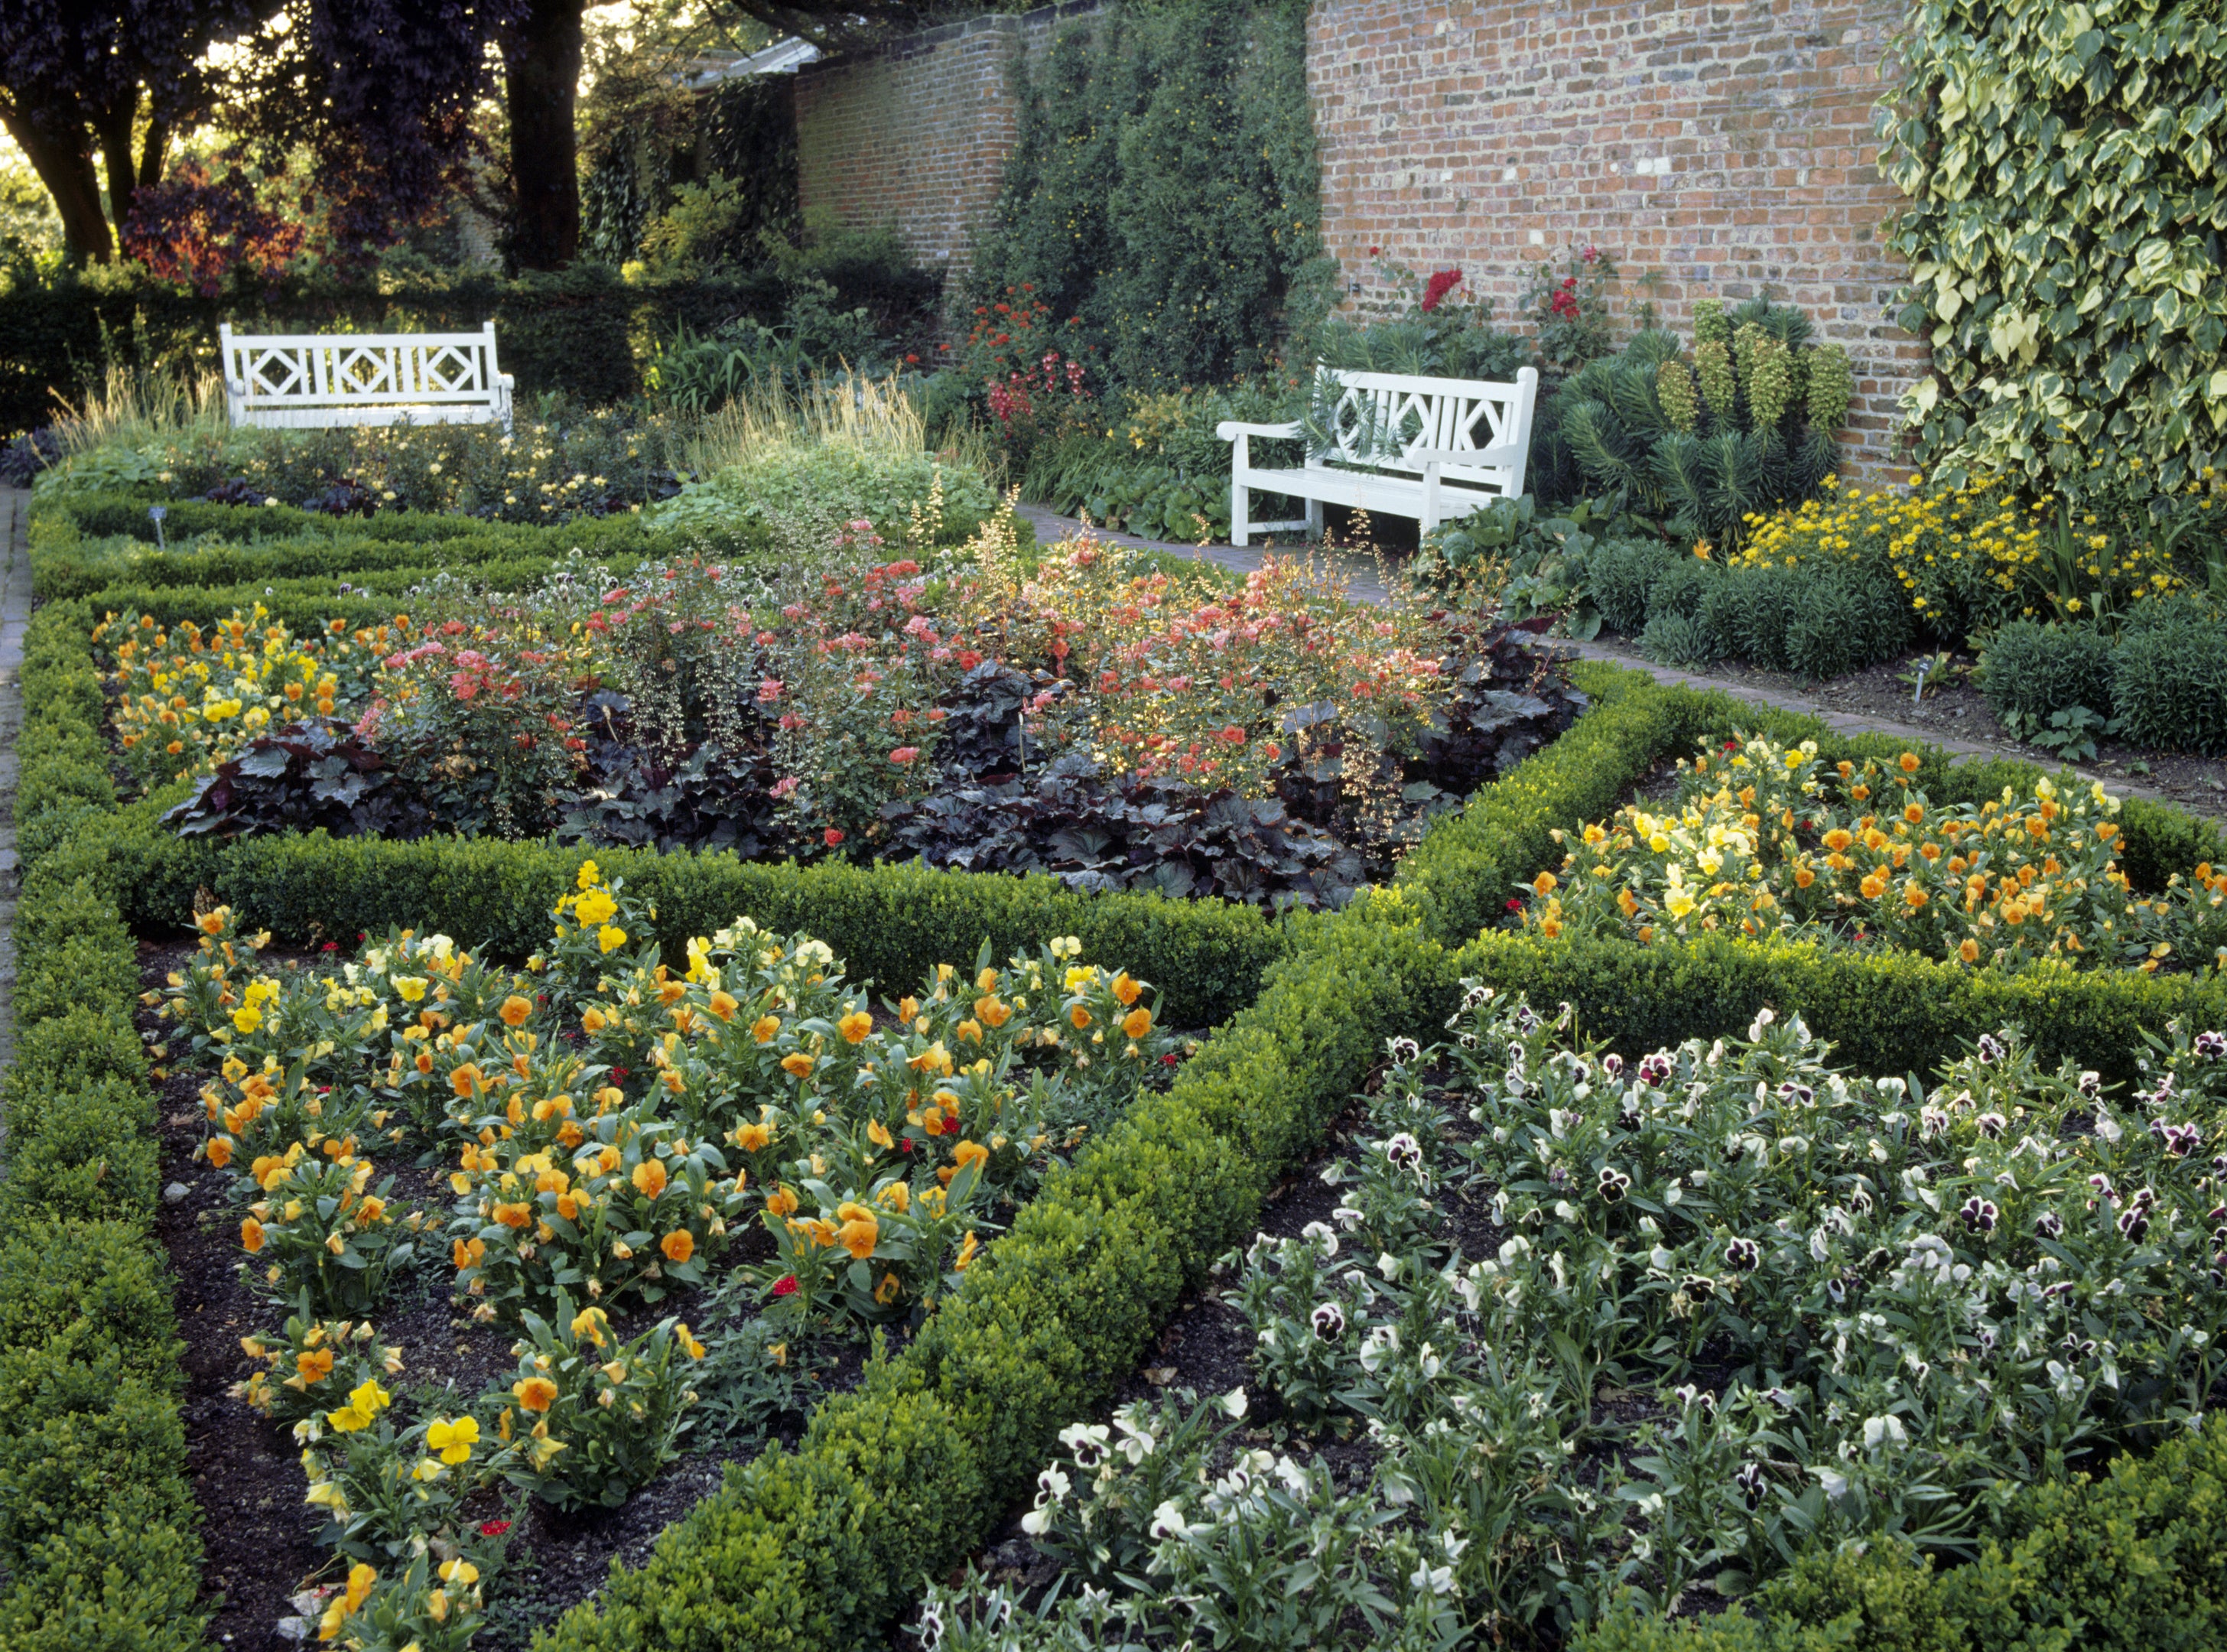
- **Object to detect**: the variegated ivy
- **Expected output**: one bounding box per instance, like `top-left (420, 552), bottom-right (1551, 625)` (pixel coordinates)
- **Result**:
top-left (1876, 0), bottom-right (2227, 495)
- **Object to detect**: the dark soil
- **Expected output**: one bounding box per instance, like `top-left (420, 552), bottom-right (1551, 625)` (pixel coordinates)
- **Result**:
top-left (138, 936), bottom-right (853, 1652)
top-left (1585, 636), bottom-right (2227, 824)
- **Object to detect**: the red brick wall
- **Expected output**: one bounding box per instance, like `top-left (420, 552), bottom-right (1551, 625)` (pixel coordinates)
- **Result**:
top-left (792, 0), bottom-right (1923, 477)
top-left (793, 7), bottom-right (1087, 300)
top-left (1308, 0), bottom-right (1923, 478)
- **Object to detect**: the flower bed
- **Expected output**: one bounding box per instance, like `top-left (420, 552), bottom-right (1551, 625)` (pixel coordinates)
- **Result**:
top-left (99, 527), bottom-right (1586, 909)
top-left (139, 863), bottom-right (1190, 1648)
top-left (918, 991), bottom-right (2227, 1647)
top-left (16, 477), bottom-right (2227, 1652)
top-left (1518, 731), bottom-right (2227, 974)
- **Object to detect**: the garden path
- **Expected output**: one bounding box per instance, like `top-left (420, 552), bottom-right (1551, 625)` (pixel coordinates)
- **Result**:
top-left (0, 487), bottom-right (29, 1082)
top-left (1018, 501), bottom-right (2224, 825)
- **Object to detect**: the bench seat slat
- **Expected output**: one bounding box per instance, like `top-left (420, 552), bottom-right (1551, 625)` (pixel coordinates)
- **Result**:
top-left (1219, 364), bottom-right (1538, 545)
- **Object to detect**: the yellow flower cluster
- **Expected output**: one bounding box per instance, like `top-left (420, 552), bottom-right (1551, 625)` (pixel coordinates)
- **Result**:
top-left (1734, 470), bottom-right (2217, 632)
top-left (96, 607), bottom-right (396, 785)
top-left (1523, 733), bottom-right (2227, 973)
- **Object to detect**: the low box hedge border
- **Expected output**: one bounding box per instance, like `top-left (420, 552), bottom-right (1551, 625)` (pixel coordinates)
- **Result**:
top-left (19, 509), bottom-right (2227, 1650)
top-left (28, 491), bottom-right (722, 603)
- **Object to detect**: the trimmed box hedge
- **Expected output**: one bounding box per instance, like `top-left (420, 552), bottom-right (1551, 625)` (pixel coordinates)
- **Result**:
top-left (19, 486), bottom-right (2227, 1651)
top-left (28, 493), bottom-right (721, 602)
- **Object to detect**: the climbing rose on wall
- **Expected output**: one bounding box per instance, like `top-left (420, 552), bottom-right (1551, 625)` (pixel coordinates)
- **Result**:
top-left (1420, 268), bottom-right (1464, 313)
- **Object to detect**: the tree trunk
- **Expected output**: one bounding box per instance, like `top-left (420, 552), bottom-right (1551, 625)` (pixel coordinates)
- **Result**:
top-left (2, 109), bottom-right (112, 263)
top-left (96, 96), bottom-right (141, 239)
top-left (505, 0), bottom-right (586, 271)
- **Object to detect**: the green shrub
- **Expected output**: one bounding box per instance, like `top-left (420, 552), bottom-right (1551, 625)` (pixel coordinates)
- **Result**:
top-left (0, 1224), bottom-right (181, 1391)
top-left (652, 443), bottom-right (996, 544)
top-left (1575, 1419), bottom-right (2227, 1652)
top-left (967, 0), bottom-right (1331, 395)
top-left (1980, 620), bottom-right (2119, 724)
top-left (1591, 535), bottom-right (1681, 634)
top-left (0, 1081), bottom-right (161, 1232)
top-left (0, 1377), bottom-right (193, 1571)
top-left (1453, 927), bottom-right (2226, 1088)
top-left (30, 495), bottom-right (714, 600)
top-left (0, 1512), bottom-right (206, 1652)
top-left (2112, 603), bottom-right (2227, 756)
top-left (1560, 300), bottom-right (1849, 549)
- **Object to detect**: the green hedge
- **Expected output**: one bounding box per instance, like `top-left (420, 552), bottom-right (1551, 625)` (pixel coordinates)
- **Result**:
top-left (1452, 928), bottom-right (2227, 1089)
top-left (0, 863), bottom-right (197, 1627)
top-left (1576, 1414), bottom-right (2227, 1651)
top-left (29, 493), bottom-right (728, 601)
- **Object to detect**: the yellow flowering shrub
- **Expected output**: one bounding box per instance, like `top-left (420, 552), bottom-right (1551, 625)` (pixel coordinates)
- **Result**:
top-left (235, 1312), bottom-right (404, 1427)
top-left (161, 873), bottom-right (1186, 1335)
top-left (1522, 732), bottom-right (2227, 973)
top-left (489, 1290), bottom-right (703, 1512)
top-left (1734, 472), bottom-right (2220, 636)
top-left (93, 606), bottom-right (392, 789)
top-left (309, 1550), bottom-right (486, 1652)
top-left (295, 1377), bottom-right (503, 1565)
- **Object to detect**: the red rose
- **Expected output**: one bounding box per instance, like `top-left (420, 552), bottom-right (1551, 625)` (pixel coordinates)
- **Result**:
top-left (772, 1275), bottom-right (799, 1297)
top-left (1420, 268), bottom-right (1463, 313)
top-left (824, 828), bottom-right (846, 847)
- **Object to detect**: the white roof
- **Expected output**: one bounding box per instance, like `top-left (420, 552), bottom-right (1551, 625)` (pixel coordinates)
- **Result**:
top-left (688, 37), bottom-right (822, 86)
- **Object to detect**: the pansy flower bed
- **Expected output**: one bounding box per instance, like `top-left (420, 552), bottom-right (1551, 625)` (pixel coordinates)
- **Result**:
top-left (99, 522), bottom-right (1585, 907)
top-left (913, 990), bottom-right (2227, 1648)
top-left (1519, 732), bottom-right (2227, 973)
top-left (145, 861), bottom-right (1191, 1647)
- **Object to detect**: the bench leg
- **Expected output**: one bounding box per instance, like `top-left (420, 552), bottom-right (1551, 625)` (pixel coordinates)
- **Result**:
top-left (1231, 474), bottom-right (1250, 548)
top-left (1305, 496), bottom-right (1323, 540)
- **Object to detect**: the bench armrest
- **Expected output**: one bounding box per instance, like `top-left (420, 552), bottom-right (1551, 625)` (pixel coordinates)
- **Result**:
top-left (1215, 419), bottom-right (1302, 442)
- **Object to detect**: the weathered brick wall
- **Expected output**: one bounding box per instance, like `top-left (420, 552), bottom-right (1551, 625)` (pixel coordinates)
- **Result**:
top-left (792, 0), bottom-right (1924, 476)
top-left (1309, 0), bottom-right (1923, 478)
top-left (793, 5), bottom-right (1093, 297)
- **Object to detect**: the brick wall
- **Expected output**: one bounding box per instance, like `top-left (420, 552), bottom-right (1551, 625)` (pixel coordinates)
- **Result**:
top-left (792, 0), bottom-right (1924, 477)
top-left (1308, 0), bottom-right (1924, 478)
top-left (793, 4), bottom-right (1094, 300)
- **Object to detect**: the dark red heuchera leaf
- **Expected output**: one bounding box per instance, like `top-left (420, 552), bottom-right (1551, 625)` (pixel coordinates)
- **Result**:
top-left (1420, 268), bottom-right (1464, 313)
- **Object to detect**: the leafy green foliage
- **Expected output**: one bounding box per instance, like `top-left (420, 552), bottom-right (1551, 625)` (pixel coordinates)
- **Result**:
top-left (970, 0), bottom-right (1333, 395)
top-left (161, 719), bottom-right (434, 841)
top-left (1878, 0), bottom-right (2227, 497)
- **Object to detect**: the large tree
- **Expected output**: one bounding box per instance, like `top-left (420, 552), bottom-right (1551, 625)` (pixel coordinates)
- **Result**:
top-left (227, 0), bottom-right (526, 254)
top-left (506, 0), bottom-right (587, 269)
top-left (0, 0), bottom-right (259, 263)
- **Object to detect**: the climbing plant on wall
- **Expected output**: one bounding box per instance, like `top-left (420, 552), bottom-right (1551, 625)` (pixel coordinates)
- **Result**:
top-left (970, 0), bottom-right (1333, 392)
top-left (1876, 0), bottom-right (2227, 499)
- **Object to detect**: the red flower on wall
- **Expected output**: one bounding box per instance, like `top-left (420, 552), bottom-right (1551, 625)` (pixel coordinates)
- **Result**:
top-left (1420, 268), bottom-right (1464, 312)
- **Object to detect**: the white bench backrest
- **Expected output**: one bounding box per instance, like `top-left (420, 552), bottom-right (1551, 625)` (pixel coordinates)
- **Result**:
top-left (219, 322), bottom-right (512, 430)
top-left (1312, 366), bottom-right (1535, 495)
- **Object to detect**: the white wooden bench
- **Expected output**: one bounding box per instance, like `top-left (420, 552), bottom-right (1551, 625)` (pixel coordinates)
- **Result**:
top-left (1216, 365), bottom-right (1539, 545)
top-left (219, 321), bottom-right (515, 432)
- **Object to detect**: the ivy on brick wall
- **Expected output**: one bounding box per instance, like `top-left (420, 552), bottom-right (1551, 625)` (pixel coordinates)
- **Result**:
top-left (1876, 0), bottom-right (2227, 498)
top-left (970, 0), bottom-right (1333, 392)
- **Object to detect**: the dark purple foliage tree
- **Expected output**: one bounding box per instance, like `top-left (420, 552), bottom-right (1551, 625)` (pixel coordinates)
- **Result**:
top-left (225, 0), bottom-right (528, 257)
top-left (0, 0), bottom-right (261, 263)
